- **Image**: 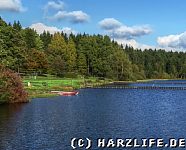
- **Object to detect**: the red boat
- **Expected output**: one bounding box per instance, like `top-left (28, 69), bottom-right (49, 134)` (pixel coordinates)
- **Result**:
top-left (51, 91), bottom-right (79, 96)
top-left (59, 91), bottom-right (79, 96)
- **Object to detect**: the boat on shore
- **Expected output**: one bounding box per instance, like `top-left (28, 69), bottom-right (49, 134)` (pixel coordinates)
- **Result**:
top-left (51, 91), bottom-right (79, 96)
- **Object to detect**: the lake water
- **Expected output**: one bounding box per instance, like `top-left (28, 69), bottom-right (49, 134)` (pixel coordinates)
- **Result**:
top-left (0, 80), bottom-right (186, 149)
top-left (131, 80), bottom-right (186, 88)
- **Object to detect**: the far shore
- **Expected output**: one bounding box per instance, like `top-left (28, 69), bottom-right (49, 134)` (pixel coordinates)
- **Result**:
top-left (113, 78), bottom-right (185, 83)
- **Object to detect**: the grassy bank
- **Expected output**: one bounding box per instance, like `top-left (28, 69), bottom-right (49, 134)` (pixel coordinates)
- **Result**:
top-left (23, 76), bottom-right (112, 99)
top-left (24, 76), bottom-right (180, 99)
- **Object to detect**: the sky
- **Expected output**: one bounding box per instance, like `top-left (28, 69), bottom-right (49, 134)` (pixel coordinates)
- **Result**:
top-left (1, 0), bottom-right (186, 51)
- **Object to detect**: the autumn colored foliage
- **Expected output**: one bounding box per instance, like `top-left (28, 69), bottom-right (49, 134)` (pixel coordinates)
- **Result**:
top-left (0, 17), bottom-right (186, 81)
top-left (0, 65), bottom-right (28, 103)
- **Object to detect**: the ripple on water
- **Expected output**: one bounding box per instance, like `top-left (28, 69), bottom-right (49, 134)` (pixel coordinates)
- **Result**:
top-left (0, 87), bottom-right (186, 149)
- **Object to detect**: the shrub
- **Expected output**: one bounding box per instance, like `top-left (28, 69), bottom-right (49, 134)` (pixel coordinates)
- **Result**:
top-left (63, 72), bottom-right (78, 78)
top-left (0, 65), bottom-right (28, 103)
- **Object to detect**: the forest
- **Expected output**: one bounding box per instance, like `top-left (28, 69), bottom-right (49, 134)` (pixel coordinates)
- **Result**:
top-left (0, 17), bottom-right (186, 81)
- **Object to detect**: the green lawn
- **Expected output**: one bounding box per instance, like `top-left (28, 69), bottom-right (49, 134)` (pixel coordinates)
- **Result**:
top-left (23, 76), bottom-right (112, 98)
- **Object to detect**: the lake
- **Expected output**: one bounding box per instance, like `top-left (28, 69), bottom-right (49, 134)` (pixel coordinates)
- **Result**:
top-left (0, 80), bottom-right (186, 149)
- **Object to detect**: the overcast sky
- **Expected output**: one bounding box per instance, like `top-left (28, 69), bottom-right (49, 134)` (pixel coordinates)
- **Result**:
top-left (1, 0), bottom-right (186, 51)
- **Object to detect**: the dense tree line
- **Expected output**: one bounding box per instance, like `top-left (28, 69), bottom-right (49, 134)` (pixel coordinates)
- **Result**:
top-left (124, 46), bottom-right (186, 79)
top-left (0, 17), bottom-right (186, 80)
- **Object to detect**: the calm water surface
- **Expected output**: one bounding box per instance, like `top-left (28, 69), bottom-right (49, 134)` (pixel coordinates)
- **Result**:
top-left (0, 81), bottom-right (186, 150)
top-left (131, 80), bottom-right (186, 87)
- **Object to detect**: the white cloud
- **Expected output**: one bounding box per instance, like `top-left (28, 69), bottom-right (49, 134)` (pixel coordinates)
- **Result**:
top-left (44, 1), bottom-right (65, 11)
top-left (0, 0), bottom-right (26, 12)
top-left (110, 25), bottom-right (152, 39)
top-left (116, 38), bottom-right (155, 50)
top-left (157, 32), bottom-right (186, 50)
top-left (62, 27), bottom-right (76, 35)
top-left (99, 18), bottom-right (152, 39)
top-left (29, 23), bottom-right (76, 35)
top-left (44, 1), bottom-right (89, 24)
top-left (50, 10), bottom-right (89, 23)
top-left (179, 33), bottom-right (186, 48)
top-left (99, 18), bottom-right (122, 30)
top-left (157, 34), bottom-right (180, 48)
top-left (99, 18), bottom-right (153, 49)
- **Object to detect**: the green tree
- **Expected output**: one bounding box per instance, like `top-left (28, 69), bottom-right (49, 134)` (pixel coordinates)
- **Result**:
top-left (47, 33), bottom-right (67, 75)
top-left (66, 37), bottom-right (77, 72)
top-left (13, 21), bottom-right (22, 31)
top-left (35, 36), bottom-right (44, 51)
top-left (22, 28), bottom-right (37, 49)
top-left (40, 31), bottom-right (52, 50)
top-left (77, 52), bottom-right (87, 75)
top-left (0, 22), bottom-right (26, 72)
top-left (180, 63), bottom-right (186, 78)
top-left (25, 48), bottom-right (48, 73)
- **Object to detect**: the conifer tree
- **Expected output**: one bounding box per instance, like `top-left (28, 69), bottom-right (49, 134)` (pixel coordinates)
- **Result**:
top-left (66, 37), bottom-right (77, 72)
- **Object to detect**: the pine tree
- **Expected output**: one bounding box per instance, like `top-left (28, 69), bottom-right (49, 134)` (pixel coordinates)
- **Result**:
top-left (35, 36), bottom-right (44, 51)
top-left (47, 33), bottom-right (67, 75)
top-left (77, 52), bottom-right (87, 75)
top-left (66, 37), bottom-right (77, 72)
top-left (22, 28), bottom-right (37, 49)
top-left (13, 21), bottom-right (22, 31)
top-left (40, 31), bottom-right (52, 50)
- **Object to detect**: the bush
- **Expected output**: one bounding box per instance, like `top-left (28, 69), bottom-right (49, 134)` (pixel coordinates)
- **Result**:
top-left (64, 72), bottom-right (78, 78)
top-left (0, 65), bottom-right (28, 103)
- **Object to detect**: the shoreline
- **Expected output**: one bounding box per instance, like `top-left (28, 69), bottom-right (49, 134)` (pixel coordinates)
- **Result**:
top-left (24, 77), bottom-right (112, 99)
top-left (27, 78), bottom-right (185, 99)
top-left (113, 78), bottom-right (185, 84)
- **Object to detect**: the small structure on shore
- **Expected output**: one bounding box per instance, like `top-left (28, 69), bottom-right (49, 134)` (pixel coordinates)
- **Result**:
top-left (28, 82), bottom-right (32, 87)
